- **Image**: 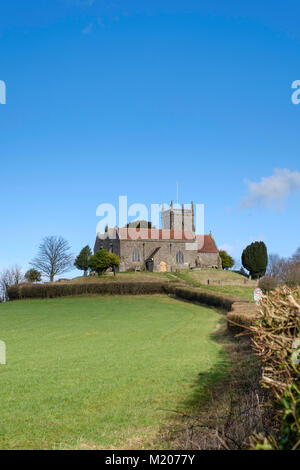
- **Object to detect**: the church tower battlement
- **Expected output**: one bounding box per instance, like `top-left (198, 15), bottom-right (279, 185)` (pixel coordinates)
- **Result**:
top-left (162, 201), bottom-right (195, 232)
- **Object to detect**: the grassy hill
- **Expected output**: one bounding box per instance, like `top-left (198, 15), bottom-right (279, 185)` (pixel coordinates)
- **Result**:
top-left (188, 269), bottom-right (257, 286)
top-left (171, 269), bottom-right (257, 301)
top-left (62, 271), bottom-right (175, 283)
top-left (60, 269), bottom-right (256, 301)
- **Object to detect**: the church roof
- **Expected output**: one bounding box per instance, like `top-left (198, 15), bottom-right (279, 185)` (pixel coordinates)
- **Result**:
top-left (196, 235), bottom-right (219, 253)
top-left (97, 229), bottom-right (218, 253)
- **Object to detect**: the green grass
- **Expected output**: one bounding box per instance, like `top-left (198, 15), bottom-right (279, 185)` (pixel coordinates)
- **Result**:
top-left (188, 268), bottom-right (257, 286)
top-left (199, 285), bottom-right (255, 301)
top-left (0, 295), bottom-right (226, 449)
top-left (172, 271), bottom-right (255, 301)
top-left (66, 271), bottom-right (176, 283)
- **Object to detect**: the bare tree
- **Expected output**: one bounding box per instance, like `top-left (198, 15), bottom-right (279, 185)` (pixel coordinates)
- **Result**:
top-left (290, 247), bottom-right (300, 265)
top-left (262, 248), bottom-right (300, 287)
top-left (267, 248), bottom-right (300, 287)
top-left (266, 254), bottom-right (286, 280)
top-left (0, 270), bottom-right (13, 302)
top-left (0, 265), bottom-right (24, 301)
top-left (282, 248), bottom-right (300, 287)
top-left (12, 265), bottom-right (24, 285)
top-left (30, 236), bottom-right (73, 282)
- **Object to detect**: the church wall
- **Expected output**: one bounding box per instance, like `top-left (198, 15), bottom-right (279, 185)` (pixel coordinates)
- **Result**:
top-left (197, 252), bottom-right (222, 269)
top-left (94, 237), bottom-right (120, 257)
top-left (94, 237), bottom-right (221, 272)
top-left (118, 239), bottom-right (220, 272)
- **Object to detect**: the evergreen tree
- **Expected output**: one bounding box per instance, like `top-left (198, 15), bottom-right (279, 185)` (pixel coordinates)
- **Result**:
top-left (242, 241), bottom-right (268, 279)
top-left (25, 269), bottom-right (42, 283)
top-left (74, 245), bottom-right (92, 276)
top-left (219, 250), bottom-right (234, 270)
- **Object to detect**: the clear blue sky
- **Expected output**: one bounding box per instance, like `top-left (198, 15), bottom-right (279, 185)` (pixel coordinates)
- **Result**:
top-left (1, 1), bottom-right (300, 276)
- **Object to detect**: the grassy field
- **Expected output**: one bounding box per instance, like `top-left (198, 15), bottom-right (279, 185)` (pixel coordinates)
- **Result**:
top-left (0, 295), bottom-right (227, 449)
top-left (172, 270), bottom-right (256, 301)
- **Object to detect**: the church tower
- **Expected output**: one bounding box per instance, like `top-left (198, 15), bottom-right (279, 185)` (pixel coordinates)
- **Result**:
top-left (162, 201), bottom-right (195, 232)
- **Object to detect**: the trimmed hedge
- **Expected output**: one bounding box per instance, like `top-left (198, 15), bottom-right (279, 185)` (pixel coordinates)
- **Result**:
top-left (7, 282), bottom-right (169, 300)
top-left (166, 285), bottom-right (238, 311)
top-left (7, 282), bottom-right (246, 315)
top-left (227, 311), bottom-right (257, 330)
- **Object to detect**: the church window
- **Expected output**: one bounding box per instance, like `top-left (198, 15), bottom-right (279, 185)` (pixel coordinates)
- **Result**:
top-left (132, 249), bottom-right (140, 262)
top-left (176, 251), bottom-right (184, 264)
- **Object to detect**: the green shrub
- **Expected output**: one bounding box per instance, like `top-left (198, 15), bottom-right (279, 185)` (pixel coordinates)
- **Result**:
top-left (88, 250), bottom-right (120, 275)
top-left (277, 384), bottom-right (300, 450)
top-left (219, 250), bottom-right (235, 270)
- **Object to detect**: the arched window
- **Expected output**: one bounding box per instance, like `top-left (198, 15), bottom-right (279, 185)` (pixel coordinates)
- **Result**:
top-left (176, 251), bottom-right (184, 264)
top-left (132, 249), bottom-right (140, 262)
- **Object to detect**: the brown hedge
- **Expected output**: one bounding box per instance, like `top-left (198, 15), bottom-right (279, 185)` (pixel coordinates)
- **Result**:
top-left (7, 282), bottom-right (169, 300)
top-left (226, 311), bottom-right (257, 330)
top-left (249, 287), bottom-right (300, 450)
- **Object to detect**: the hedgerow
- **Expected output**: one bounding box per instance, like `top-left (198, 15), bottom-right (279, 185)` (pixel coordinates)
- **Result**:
top-left (7, 282), bottom-right (168, 300)
top-left (7, 283), bottom-right (243, 312)
top-left (250, 287), bottom-right (300, 450)
top-left (166, 285), bottom-right (238, 311)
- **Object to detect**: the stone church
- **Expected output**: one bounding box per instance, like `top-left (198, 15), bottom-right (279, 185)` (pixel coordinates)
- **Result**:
top-left (94, 202), bottom-right (221, 272)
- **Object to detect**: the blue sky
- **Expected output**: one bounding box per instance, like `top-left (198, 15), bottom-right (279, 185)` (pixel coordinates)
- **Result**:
top-left (1, 0), bottom-right (300, 276)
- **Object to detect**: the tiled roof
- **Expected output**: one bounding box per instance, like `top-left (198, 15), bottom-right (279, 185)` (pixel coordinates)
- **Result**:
top-left (195, 235), bottom-right (218, 253)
